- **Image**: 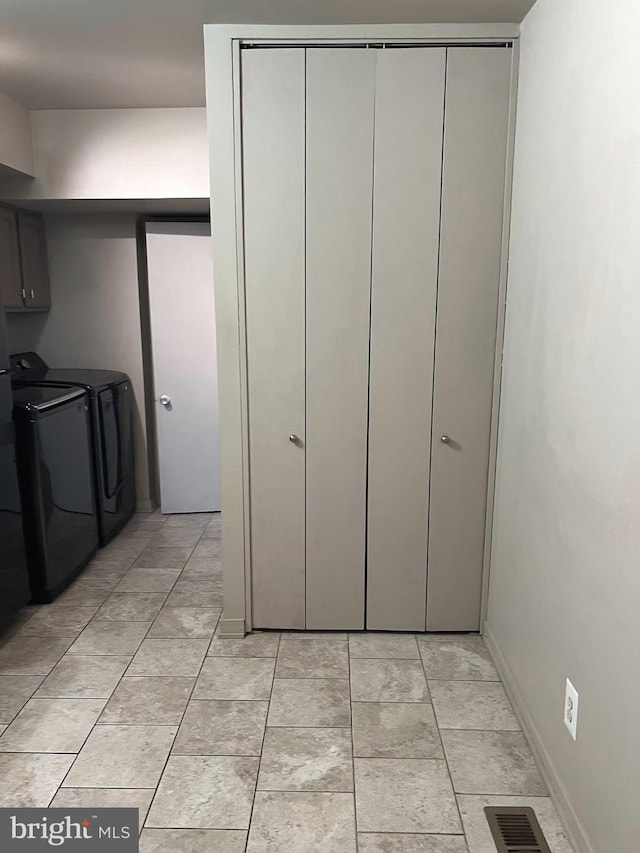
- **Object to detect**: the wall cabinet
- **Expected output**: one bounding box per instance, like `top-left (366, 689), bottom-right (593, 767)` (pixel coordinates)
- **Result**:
top-left (0, 205), bottom-right (51, 312)
top-left (0, 206), bottom-right (22, 310)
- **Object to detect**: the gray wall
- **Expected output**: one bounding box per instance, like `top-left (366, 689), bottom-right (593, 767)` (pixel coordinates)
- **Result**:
top-left (6, 212), bottom-right (155, 509)
top-left (487, 1), bottom-right (640, 851)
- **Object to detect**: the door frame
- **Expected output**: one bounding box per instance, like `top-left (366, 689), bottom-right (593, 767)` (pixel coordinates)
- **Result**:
top-left (204, 24), bottom-right (520, 638)
top-left (136, 214), bottom-right (211, 515)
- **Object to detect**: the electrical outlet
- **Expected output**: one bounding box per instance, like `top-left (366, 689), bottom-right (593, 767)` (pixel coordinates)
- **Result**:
top-left (564, 678), bottom-right (579, 740)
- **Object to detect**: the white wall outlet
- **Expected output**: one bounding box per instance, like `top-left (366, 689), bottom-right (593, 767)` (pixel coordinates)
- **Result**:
top-left (564, 678), bottom-right (579, 740)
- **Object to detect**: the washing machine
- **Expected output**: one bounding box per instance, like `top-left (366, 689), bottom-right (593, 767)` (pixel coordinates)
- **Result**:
top-left (11, 352), bottom-right (136, 546)
top-left (12, 385), bottom-right (99, 602)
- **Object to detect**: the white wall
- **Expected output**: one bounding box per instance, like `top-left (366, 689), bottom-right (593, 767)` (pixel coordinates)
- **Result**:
top-left (0, 107), bottom-right (207, 200)
top-left (6, 213), bottom-right (154, 509)
top-left (0, 91), bottom-right (34, 176)
top-left (487, 1), bottom-right (640, 852)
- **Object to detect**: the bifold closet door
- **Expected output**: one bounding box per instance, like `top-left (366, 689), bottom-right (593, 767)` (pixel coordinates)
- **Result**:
top-left (366, 48), bottom-right (445, 631)
top-left (305, 49), bottom-right (375, 629)
top-left (427, 47), bottom-right (512, 631)
top-left (242, 49), bottom-right (306, 628)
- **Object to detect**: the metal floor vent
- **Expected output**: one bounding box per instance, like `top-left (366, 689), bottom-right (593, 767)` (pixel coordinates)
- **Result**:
top-left (484, 806), bottom-right (553, 853)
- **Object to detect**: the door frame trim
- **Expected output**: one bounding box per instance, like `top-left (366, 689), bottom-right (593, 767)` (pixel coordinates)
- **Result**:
top-left (136, 214), bottom-right (211, 516)
top-left (479, 39), bottom-right (521, 631)
top-left (204, 24), bottom-right (520, 638)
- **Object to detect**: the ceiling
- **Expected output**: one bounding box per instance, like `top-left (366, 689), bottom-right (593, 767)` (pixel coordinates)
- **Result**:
top-left (0, 0), bottom-right (535, 110)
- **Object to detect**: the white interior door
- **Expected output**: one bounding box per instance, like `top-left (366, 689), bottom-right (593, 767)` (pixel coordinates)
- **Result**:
top-left (146, 221), bottom-right (221, 514)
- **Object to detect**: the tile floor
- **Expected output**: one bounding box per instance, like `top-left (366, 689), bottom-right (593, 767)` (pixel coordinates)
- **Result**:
top-left (0, 511), bottom-right (574, 852)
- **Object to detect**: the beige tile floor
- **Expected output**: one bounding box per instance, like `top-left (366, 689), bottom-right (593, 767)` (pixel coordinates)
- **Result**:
top-left (0, 512), bottom-right (574, 852)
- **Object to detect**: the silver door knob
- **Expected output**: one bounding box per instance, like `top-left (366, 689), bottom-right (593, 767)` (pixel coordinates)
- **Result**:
top-left (160, 395), bottom-right (171, 407)
top-left (440, 435), bottom-right (450, 444)
top-left (289, 434), bottom-right (299, 443)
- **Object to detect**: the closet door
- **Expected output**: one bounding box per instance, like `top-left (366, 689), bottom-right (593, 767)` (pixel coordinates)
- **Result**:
top-left (366, 48), bottom-right (445, 631)
top-left (305, 49), bottom-right (375, 629)
top-left (242, 49), bottom-right (306, 628)
top-left (427, 47), bottom-right (512, 630)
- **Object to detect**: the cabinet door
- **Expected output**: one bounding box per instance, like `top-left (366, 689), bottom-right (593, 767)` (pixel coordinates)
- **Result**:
top-left (427, 47), bottom-right (512, 631)
top-left (0, 206), bottom-right (23, 310)
top-left (17, 211), bottom-right (50, 311)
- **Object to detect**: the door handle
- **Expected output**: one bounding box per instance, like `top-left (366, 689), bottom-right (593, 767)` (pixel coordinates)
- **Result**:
top-left (159, 395), bottom-right (171, 407)
top-left (440, 435), bottom-right (450, 444)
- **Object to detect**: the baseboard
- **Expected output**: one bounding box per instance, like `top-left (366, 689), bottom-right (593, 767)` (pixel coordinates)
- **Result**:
top-left (217, 616), bottom-right (246, 639)
top-left (135, 498), bottom-right (156, 513)
top-left (483, 624), bottom-right (595, 853)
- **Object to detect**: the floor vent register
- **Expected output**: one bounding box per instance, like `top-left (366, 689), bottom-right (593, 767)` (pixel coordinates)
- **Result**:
top-left (484, 806), bottom-right (553, 853)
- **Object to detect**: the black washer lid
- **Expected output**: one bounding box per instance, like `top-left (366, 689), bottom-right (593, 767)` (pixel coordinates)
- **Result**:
top-left (32, 368), bottom-right (129, 392)
top-left (10, 352), bottom-right (129, 392)
top-left (12, 385), bottom-right (87, 413)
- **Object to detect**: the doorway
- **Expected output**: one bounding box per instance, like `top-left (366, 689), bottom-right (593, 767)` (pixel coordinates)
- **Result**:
top-left (144, 220), bottom-right (221, 515)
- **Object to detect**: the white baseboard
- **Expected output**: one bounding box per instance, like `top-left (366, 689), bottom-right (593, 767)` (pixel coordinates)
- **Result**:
top-left (483, 624), bottom-right (594, 853)
top-left (217, 616), bottom-right (246, 639)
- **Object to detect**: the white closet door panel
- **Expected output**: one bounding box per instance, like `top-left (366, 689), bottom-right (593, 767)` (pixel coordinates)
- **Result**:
top-left (242, 49), bottom-right (306, 628)
top-left (305, 48), bottom-right (375, 629)
top-left (427, 47), bottom-right (512, 631)
top-left (366, 48), bottom-right (446, 631)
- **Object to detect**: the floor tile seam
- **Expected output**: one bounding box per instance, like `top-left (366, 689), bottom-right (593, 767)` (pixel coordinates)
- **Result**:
top-left (349, 656), bottom-right (423, 661)
top-left (254, 787), bottom-right (355, 794)
top-left (350, 699), bottom-right (433, 704)
top-left (348, 656), bottom-right (421, 661)
top-left (32, 693), bottom-right (130, 701)
top-left (141, 598), bottom-right (218, 832)
top-left (62, 783), bottom-right (158, 790)
top-left (0, 748), bottom-right (104, 756)
top-left (92, 722), bottom-right (187, 728)
top-left (47, 696), bottom-right (120, 804)
top-left (142, 821), bottom-right (250, 830)
top-left (435, 727), bottom-right (525, 734)
top-left (189, 696), bottom-right (273, 702)
top-left (0, 638), bottom-right (74, 688)
top-left (66, 651), bottom-right (151, 658)
top-left (264, 724), bottom-right (352, 729)
top-left (347, 635), bottom-right (359, 853)
top-left (353, 757), bottom-right (449, 763)
top-left (264, 723), bottom-right (352, 728)
top-left (244, 631), bottom-right (281, 847)
top-left (92, 617), bottom-right (168, 624)
top-left (270, 676), bottom-right (350, 681)
top-left (416, 641), bottom-right (466, 841)
top-left (357, 830), bottom-right (467, 836)
top-left (0, 671), bottom-right (77, 679)
top-left (49, 587), bottom-right (165, 803)
top-left (453, 793), bottom-right (554, 800)
top-left (206, 654), bottom-right (277, 660)
top-left (426, 677), bottom-right (502, 683)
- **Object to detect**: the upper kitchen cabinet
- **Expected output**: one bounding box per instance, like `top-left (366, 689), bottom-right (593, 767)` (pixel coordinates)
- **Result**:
top-left (1, 205), bottom-right (51, 312)
top-left (16, 211), bottom-right (51, 311)
top-left (0, 206), bottom-right (23, 310)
